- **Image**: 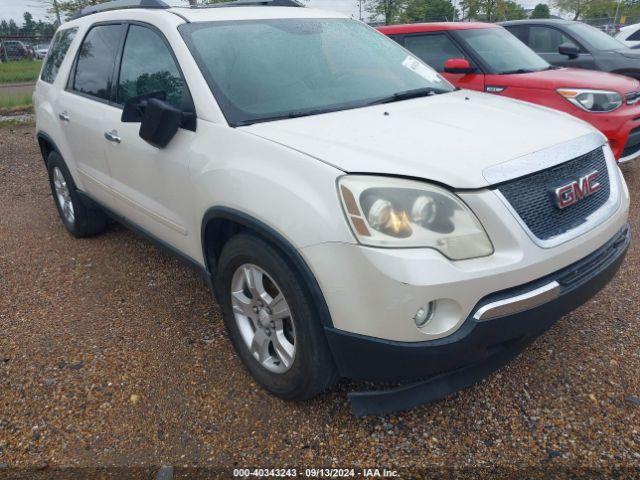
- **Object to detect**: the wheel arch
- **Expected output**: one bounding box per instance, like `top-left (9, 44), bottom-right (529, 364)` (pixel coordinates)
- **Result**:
top-left (201, 206), bottom-right (334, 327)
top-left (36, 131), bottom-right (62, 166)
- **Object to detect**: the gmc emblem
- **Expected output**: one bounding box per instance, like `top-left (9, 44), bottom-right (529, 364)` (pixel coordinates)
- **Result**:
top-left (554, 170), bottom-right (601, 209)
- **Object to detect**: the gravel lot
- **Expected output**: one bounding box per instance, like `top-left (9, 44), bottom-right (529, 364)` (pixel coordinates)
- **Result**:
top-left (1, 123), bottom-right (639, 478)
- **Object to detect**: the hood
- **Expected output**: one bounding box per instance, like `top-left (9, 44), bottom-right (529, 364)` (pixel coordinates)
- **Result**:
top-left (612, 48), bottom-right (640, 60)
top-left (493, 67), bottom-right (640, 93)
top-left (242, 90), bottom-right (598, 189)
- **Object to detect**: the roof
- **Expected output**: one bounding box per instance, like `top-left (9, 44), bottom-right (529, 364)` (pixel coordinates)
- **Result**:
top-left (378, 22), bottom-right (497, 35)
top-left (65, 1), bottom-right (346, 26)
top-left (500, 19), bottom-right (574, 26)
top-left (167, 5), bottom-right (346, 22)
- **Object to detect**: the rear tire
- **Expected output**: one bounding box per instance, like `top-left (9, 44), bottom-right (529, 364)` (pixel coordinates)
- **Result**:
top-left (46, 151), bottom-right (107, 238)
top-left (215, 233), bottom-right (338, 400)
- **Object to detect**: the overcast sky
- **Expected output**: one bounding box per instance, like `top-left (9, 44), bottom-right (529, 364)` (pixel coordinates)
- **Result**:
top-left (0, 0), bottom-right (546, 25)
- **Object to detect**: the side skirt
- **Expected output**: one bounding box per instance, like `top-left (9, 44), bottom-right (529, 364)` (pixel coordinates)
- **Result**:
top-left (76, 191), bottom-right (215, 293)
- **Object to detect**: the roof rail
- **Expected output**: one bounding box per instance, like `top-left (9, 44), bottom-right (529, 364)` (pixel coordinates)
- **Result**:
top-left (70, 0), bottom-right (169, 20)
top-left (206, 0), bottom-right (304, 8)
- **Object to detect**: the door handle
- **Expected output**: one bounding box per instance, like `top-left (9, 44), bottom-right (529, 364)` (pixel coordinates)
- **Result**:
top-left (104, 130), bottom-right (121, 144)
top-left (58, 111), bottom-right (70, 122)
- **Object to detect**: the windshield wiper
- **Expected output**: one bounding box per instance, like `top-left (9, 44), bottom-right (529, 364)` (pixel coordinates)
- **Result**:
top-left (235, 106), bottom-right (347, 126)
top-left (234, 88), bottom-right (448, 126)
top-left (365, 87), bottom-right (448, 106)
top-left (499, 68), bottom-right (536, 75)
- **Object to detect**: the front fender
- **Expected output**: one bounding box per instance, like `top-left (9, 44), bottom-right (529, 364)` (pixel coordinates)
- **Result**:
top-left (190, 120), bottom-right (355, 255)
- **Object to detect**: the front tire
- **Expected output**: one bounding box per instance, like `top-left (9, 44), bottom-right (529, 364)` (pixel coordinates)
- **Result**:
top-left (46, 151), bottom-right (107, 238)
top-left (215, 233), bottom-right (338, 401)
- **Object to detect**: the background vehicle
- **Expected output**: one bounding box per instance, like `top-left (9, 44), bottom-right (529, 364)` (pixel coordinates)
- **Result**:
top-left (0, 40), bottom-right (32, 61)
top-left (501, 19), bottom-right (640, 80)
top-left (34, 43), bottom-right (50, 59)
top-left (616, 23), bottom-right (640, 49)
top-left (380, 22), bottom-right (640, 163)
top-left (34, 0), bottom-right (630, 415)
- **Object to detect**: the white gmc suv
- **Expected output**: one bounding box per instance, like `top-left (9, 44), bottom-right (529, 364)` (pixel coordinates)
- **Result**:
top-left (34, 0), bottom-right (630, 415)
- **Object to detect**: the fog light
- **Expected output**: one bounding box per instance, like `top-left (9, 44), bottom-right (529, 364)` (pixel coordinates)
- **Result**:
top-left (414, 302), bottom-right (435, 327)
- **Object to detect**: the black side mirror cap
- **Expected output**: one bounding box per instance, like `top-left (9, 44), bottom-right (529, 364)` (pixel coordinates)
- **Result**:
top-left (121, 91), bottom-right (197, 148)
top-left (139, 98), bottom-right (183, 149)
top-left (121, 91), bottom-right (167, 123)
top-left (558, 42), bottom-right (580, 59)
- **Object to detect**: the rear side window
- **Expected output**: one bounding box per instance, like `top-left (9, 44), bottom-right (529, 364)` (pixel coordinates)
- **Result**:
top-left (117, 25), bottom-right (185, 107)
top-left (41, 28), bottom-right (77, 84)
top-left (72, 24), bottom-right (124, 101)
top-left (629, 29), bottom-right (640, 41)
top-left (404, 33), bottom-right (467, 72)
top-left (505, 25), bottom-right (528, 44)
top-left (528, 26), bottom-right (579, 53)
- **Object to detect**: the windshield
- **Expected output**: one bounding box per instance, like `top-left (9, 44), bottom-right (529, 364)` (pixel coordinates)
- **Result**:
top-left (180, 18), bottom-right (453, 126)
top-left (457, 27), bottom-right (550, 74)
top-left (566, 23), bottom-right (626, 51)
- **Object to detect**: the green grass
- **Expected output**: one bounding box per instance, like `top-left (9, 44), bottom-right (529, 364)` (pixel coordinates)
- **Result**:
top-left (0, 59), bottom-right (43, 84)
top-left (0, 92), bottom-right (33, 109)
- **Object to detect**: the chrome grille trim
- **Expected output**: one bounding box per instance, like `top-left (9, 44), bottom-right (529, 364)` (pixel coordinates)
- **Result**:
top-left (483, 132), bottom-right (605, 185)
top-left (494, 146), bottom-right (622, 249)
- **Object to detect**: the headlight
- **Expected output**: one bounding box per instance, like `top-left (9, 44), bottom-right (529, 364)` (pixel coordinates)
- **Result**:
top-left (338, 176), bottom-right (494, 260)
top-left (557, 89), bottom-right (622, 112)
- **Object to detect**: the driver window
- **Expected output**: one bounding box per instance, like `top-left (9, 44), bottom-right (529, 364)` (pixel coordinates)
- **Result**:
top-left (117, 25), bottom-right (185, 107)
top-left (404, 34), bottom-right (467, 72)
top-left (529, 26), bottom-right (579, 53)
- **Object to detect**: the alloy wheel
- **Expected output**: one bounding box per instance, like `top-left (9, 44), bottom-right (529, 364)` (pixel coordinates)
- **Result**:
top-left (230, 264), bottom-right (296, 374)
top-left (52, 167), bottom-right (75, 224)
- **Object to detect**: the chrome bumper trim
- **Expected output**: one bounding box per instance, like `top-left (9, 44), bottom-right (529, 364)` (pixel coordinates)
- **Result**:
top-left (618, 149), bottom-right (640, 164)
top-left (473, 281), bottom-right (561, 321)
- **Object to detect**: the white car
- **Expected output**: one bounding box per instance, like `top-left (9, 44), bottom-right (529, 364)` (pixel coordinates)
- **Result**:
top-left (34, 0), bottom-right (630, 415)
top-left (616, 23), bottom-right (640, 49)
top-left (34, 43), bottom-right (50, 60)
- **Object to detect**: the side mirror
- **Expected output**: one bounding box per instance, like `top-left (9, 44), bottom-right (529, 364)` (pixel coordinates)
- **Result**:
top-left (139, 98), bottom-right (183, 149)
top-left (122, 92), bottom-right (196, 148)
top-left (558, 42), bottom-right (580, 59)
top-left (121, 91), bottom-right (166, 123)
top-left (444, 58), bottom-right (476, 74)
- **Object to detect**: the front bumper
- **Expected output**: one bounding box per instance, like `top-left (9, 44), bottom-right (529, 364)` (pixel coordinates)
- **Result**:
top-left (328, 225), bottom-right (630, 416)
top-left (575, 106), bottom-right (640, 162)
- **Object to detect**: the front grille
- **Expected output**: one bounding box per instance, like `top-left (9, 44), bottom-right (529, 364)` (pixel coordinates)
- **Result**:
top-left (626, 91), bottom-right (640, 105)
top-left (497, 148), bottom-right (610, 241)
top-left (622, 125), bottom-right (640, 159)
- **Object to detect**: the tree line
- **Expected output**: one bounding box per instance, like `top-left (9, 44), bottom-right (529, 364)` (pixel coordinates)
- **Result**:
top-left (0, 12), bottom-right (56, 37)
top-left (365, 0), bottom-right (640, 22)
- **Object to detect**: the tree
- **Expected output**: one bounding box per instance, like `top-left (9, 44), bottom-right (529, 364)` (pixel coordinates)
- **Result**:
top-left (365, 0), bottom-right (405, 24)
top-left (36, 0), bottom-right (64, 25)
top-left (459, 0), bottom-right (527, 20)
top-left (552, 0), bottom-right (589, 19)
top-left (530, 3), bottom-right (551, 17)
top-left (21, 12), bottom-right (37, 35)
top-left (498, 0), bottom-right (527, 18)
top-left (582, 0), bottom-right (618, 19)
top-left (402, 0), bottom-right (458, 21)
top-left (7, 19), bottom-right (19, 35)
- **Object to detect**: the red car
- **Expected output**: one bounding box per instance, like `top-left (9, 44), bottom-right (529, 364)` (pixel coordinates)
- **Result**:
top-left (379, 22), bottom-right (640, 163)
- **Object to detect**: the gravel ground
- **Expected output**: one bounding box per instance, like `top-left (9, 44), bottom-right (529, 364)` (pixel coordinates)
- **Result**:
top-left (1, 124), bottom-right (639, 478)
